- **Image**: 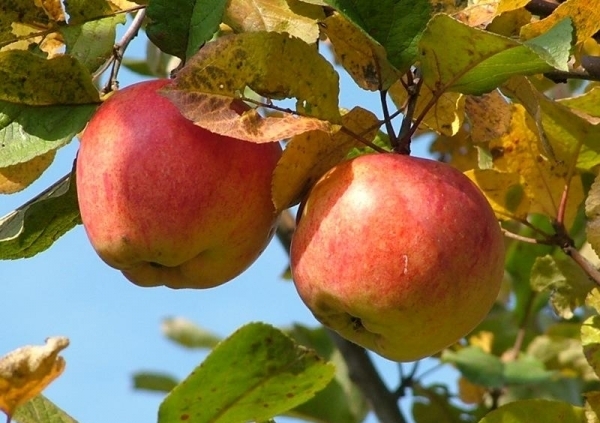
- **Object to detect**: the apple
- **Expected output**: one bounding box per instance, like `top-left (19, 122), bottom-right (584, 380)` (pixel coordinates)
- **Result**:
top-left (76, 79), bottom-right (282, 289)
top-left (290, 153), bottom-right (505, 361)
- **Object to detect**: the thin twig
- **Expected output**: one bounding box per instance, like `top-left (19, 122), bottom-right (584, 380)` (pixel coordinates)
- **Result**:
top-left (397, 69), bottom-right (423, 154)
top-left (100, 8), bottom-right (147, 94)
top-left (501, 228), bottom-right (549, 245)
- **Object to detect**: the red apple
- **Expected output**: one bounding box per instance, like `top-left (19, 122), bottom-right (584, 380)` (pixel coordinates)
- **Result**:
top-left (290, 153), bottom-right (505, 361)
top-left (76, 79), bottom-right (282, 289)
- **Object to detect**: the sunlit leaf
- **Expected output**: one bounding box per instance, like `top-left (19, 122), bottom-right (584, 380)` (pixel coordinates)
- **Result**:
top-left (146, 0), bottom-right (228, 60)
top-left (479, 399), bottom-right (585, 423)
top-left (161, 317), bottom-right (221, 349)
top-left (490, 104), bottom-right (584, 227)
top-left (587, 173), bottom-right (600, 257)
top-left (464, 169), bottom-right (530, 220)
top-left (0, 0), bottom-right (64, 45)
top-left (0, 337), bottom-right (69, 417)
top-left (163, 32), bottom-right (340, 142)
top-left (520, 0), bottom-right (600, 45)
top-left (0, 174), bottom-right (81, 260)
top-left (389, 81), bottom-right (464, 136)
top-left (158, 322), bottom-right (335, 423)
top-left (502, 76), bottom-right (600, 170)
top-left (61, 15), bottom-right (125, 72)
top-left (0, 51), bottom-right (99, 106)
top-left (465, 91), bottom-right (511, 143)
top-left (321, 13), bottom-right (399, 91)
top-left (531, 254), bottom-right (595, 319)
top-left (0, 150), bottom-right (56, 194)
top-left (420, 15), bottom-right (572, 95)
top-left (324, 0), bottom-right (431, 72)
top-left (224, 0), bottom-right (324, 44)
top-left (12, 395), bottom-right (77, 423)
top-left (559, 86), bottom-right (600, 118)
top-left (272, 106), bottom-right (379, 212)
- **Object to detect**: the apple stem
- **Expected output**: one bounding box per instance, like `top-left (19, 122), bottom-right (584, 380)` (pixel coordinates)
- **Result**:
top-left (380, 89), bottom-right (398, 147)
top-left (396, 68), bottom-right (423, 155)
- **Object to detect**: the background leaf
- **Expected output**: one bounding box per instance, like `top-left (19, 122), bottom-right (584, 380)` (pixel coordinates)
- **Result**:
top-left (158, 322), bottom-right (335, 423)
top-left (479, 399), bottom-right (586, 423)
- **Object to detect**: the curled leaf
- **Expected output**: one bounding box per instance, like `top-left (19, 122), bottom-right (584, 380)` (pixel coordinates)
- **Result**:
top-left (0, 337), bottom-right (69, 417)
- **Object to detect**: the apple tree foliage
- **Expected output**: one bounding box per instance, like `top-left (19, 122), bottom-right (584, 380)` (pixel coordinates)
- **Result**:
top-left (3, 0), bottom-right (600, 422)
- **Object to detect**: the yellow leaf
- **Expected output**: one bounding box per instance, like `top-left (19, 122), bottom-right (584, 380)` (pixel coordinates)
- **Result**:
top-left (321, 13), bottom-right (399, 91)
top-left (469, 331), bottom-right (495, 353)
top-left (558, 86), bottom-right (600, 119)
top-left (272, 106), bottom-right (379, 212)
top-left (0, 50), bottom-right (99, 105)
top-left (429, 128), bottom-right (478, 171)
top-left (489, 104), bottom-right (584, 226)
top-left (465, 90), bottom-right (511, 143)
top-left (0, 337), bottom-right (69, 417)
top-left (458, 376), bottom-right (487, 404)
top-left (520, 0), bottom-right (600, 44)
top-left (586, 173), bottom-right (600, 258)
top-left (0, 150), bottom-right (56, 194)
top-left (224, 0), bottom-right (324, 44)
top-left (465, 168), bottom-right (530, 220)
top-left (503, 76), bottom-right (600, 170)
top-left (0, 0), bottom-right (65, 46)
top-left (487, 8), bottom-right (532, 37)
top-left (389, 81), bottom-right (465, 136)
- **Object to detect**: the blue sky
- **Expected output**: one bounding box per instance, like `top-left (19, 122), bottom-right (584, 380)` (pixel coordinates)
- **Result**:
top-left (1, 23), bottom-right (454, 423)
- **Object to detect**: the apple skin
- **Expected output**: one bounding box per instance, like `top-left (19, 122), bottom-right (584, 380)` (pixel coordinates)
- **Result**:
top-left (290, 153), bottom-right (505, 361)
top-left (76, 79), bottom-right (282, 289)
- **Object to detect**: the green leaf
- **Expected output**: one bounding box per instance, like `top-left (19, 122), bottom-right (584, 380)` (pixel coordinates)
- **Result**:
top-left (442, 347), bottom-right (504, 389)
top-left (286, 325), bottom-right (369, 423)
top-left (0, 173), bottom-right (81, 260)
top-left (581, 305), bottom-right (600, 379)
top-left (503, 355), bottom-right (555, 385)
top-left (478, 399), bottom-right (586, 423)
top-left (13, 395), bottom-right (77, 423)
top-left (161, 317), bottom-right (222, 349)
top-left (420, 15), bottom-right (572, 95)
top-left (158, 322), bottom-right (335, 423)
top-left (324, 0), bottom-right (430, 72)
top-left (146, 0), bottom-right (228, 60)
top-left (530, 254), bottom-right (596, 319)
top-left (0, 102), bottom-right (96, 167)
top-left (63, 0), bottom-right (112, 25)
top-left (133, 372), bottom-right (179, 393)
top-left (61, 15), bottom-right (125, 72)
top-left (0, 50), bottom-right (100, 106)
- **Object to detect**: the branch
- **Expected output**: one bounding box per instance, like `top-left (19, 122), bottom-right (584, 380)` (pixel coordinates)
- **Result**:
top-left (328, 330), bottom-right (407, 423)
top-left (563, 245), bottom-right (600, 287)
top-left (99, 8), bottom-right (147, 94)
top-left (275, 210), bottom-right (407, 423)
